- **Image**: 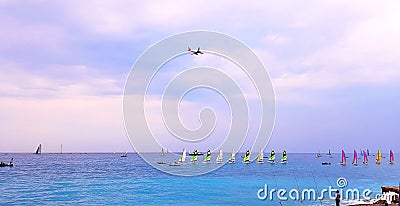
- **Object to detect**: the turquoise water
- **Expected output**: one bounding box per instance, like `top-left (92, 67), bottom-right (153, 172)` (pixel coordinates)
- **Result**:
top-left (0, 153), bottom-right (398, 205)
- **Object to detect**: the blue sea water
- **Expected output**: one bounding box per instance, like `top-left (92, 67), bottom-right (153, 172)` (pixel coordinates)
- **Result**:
top-left (0, 153), bottom-right (398, 205)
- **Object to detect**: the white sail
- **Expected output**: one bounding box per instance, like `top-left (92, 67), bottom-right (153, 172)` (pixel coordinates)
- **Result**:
top-left (257, 150), bottom-right (264, 163)
top-left (179, 148), bottom-right (186, 162)
top-left (229, 149), bottom-right (235, 163)
top-left (216, 149), bottom-right (223, 163)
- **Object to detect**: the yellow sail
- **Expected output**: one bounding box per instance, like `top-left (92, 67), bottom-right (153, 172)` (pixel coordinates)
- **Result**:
top-left (376, 150), bottom-right (381, 164)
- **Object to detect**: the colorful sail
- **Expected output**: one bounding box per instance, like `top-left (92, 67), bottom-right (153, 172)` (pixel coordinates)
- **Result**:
top-left (204, 149), bottom-right (211, 162)
top-left (243, 150), bottom-right (250, 163)
top-left (363, 150), bottom-right (368, 164)
top-left (352, 150), bottom-right (357, 165)
top-left (257, 150), bottom-right (264, 163)
top-left (269, 150), bottom-right (275, 162)
top-left (340, 150), bottom-right (346, 165)
top-left (179, 148), bottom-right (187, 162)
top-left (389, 150), bottom-right (394, 164)
top-left (376, 150), bottom-right (381, 164)
top-left (281, 150), bottom-right (287, 162)
top-left (229, 149), bottom-right (235, 163)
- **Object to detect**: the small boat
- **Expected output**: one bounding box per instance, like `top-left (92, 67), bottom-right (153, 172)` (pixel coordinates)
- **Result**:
top-left (376, 150), bottom-right (382, 164)
top-left (315, 151), bottom-right (322, 158)
top-left (216, 149), bottom-right (223, 164)
top-left (352, 150), bottom-right (358, 166)
top-left (362, 150), bottom-right (368, 164)
top-left (280, 150), bottom-right (287, 164)
top-left (228, 149), bottom-right (235, 164)
top-left (389, 150), bottom-right (394, 164)
top-left (243, 150), bottom-right (250, 164)
top-left (327, 149), bottom-right (331, 156)
top-left (322, 162), bottom-right (331, 165)
top-left (121, 151), bottom-right (127, 157)
top-left (203, 149), bottom-right (211, 163)
top-left (190, 149), bottom-right (198, 163)
top-left (35, 144), bottom-right (42, 154)
top-left (257, 150), bottom-right (264, 164)
top-left (169, 162), bottom-right (181, 166)
top-left (340, 150), bottom-right (346, 165)
top-left (268, 150), bottom-right (275, 163)
top-left (179, 148), bottom-right (187, 163)
top-left (0, 158), bottom-right (13, 167)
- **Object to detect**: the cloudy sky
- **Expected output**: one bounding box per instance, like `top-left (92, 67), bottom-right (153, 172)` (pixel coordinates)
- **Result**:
top-left (0, 1), bottom-right (399, 153)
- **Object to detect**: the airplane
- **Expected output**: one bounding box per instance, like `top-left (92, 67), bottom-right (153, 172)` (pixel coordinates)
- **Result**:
top-left (187, 47), bottom-right (203, 55)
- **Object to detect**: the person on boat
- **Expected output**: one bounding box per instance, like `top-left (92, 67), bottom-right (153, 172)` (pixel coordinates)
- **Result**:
top-left (335, 190), bottom-right (341, 206)
top-left (0, 162), bottom-right (4, 166)
top-left (282, 150), bottom-right (286, 157)
top-left (207, 149), bottom-right (211, 156)
top-left (9, 158), bottom-right (13, 165)
top-left (271, 150), bottom-right (275, 156)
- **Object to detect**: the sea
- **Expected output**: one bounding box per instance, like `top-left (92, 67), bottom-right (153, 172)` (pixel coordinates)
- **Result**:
top-left (0, 153), bottom-right (398, 205)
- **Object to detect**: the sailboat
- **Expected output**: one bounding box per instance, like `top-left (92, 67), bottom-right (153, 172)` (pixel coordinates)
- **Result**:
top-left (389, 150), bottom-right (394, 164)
top-left (257, 150), bottom-right (264, 164)
top-left (315, 151), bottom-right (322, 158)
top-left (228, 149), bottom-right (235, 164)
top-left (376, 150), bottom-right (382, 164)
top-left (121, 150), bottom-right (128, 157)
top-left (280, 150), bottom-right (287, 164)
top-left (0, 158), bottom-right (13, 167)
top-left (216, 150), bottom-right (223, 164)
top-left (268, 150), bottom-right (276, 163)
top-left (352, 150), bottom-right (358, 165)
top-left (203, 149), bottom-right (211, 163)
top-left (327, 149), bottom-right (331, 156)
top-left (243, 150), bottom-right (250, 164)
top-left (179, 148), bottom-right (186, 163)
top-left (190, 149), bottom-right (198, 163)
top-left (168, 148), bottom-right (186, 166)
top-left (363, 150), bottom-right (368, 164)
top-left (340, 150), bottom-right (346, 165)
top-left (35, 144), bottom-right (42, 154)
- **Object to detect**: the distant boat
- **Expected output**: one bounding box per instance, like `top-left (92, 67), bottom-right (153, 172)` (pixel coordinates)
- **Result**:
top-left (35, 144), bottom-right (42, 154)
top-left (280, 150), bottom-right (287, 164)
top-left (389, 150), bottom-right (394, 164)
top-left (243, 150), bottom-right (250, 164)
top-left (216, 149), bottom-right (223, 164)
top-left (0, 158), bottom-right (13, 167)
top-left (327, 149), bottom-right (331, 156)
top-left (340, 150), bottom-right (346, 165)
top-left (352, 150), bottom-right (358, 165)
top-left (121, 151), bottom-right (127, 157)
top-left (268, 150), bottom-right (275, 163)
top-left (203, 149), bottom-right (211, 163)
top-left (190, 149), bottom-right (198, 163)
top-left (179, 149), bottom-right (187, 163)
top-left (363, 150), bottom-right (368, 164)
top-left (367, 149), bottom-right (370, 156)
top-left (315, 151), bottom-right (322, 158)
top-left (228, 149), bottom-right (235, 164)
top-left (188, 149), bottom-right (203, 156)
top-left (376, 150), bottom-right (382, 164)
top-left (257, 150), bottom-right (264, 164)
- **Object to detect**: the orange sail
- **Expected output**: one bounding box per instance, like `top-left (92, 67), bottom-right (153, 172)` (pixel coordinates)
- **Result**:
top-left (352, 150), bottom-right (357, 165)
top-left (376, 150), bottom-right (381, 164)
top-left (340, 150), bottom-right (346, 165)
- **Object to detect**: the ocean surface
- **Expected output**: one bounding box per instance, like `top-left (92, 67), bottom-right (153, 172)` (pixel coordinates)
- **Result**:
top-left (0, 153), bottom-right (398, 205)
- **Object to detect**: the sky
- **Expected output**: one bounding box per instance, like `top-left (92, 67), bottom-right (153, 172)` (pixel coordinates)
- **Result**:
top-left (0, 1), bottom-right (399, 153)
